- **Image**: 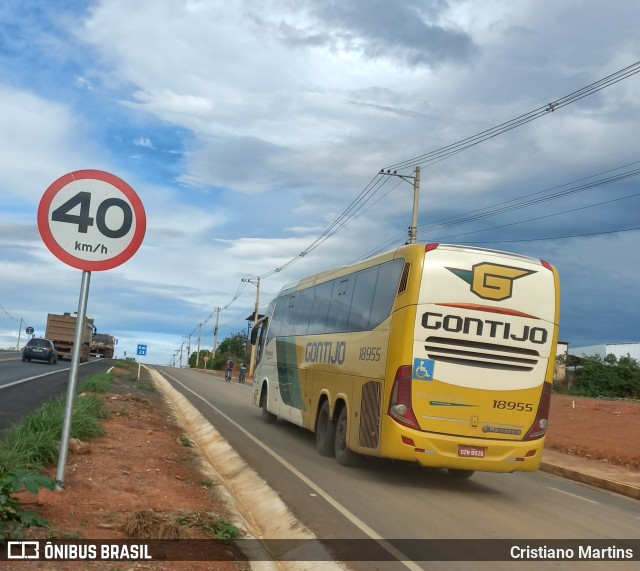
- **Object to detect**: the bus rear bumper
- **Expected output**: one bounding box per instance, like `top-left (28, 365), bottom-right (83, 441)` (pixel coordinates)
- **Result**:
top-left (380, 416), bottom-right (544, 473)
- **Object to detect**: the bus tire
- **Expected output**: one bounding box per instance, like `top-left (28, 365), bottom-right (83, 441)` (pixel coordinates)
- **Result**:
top-left (335, 406), bottom-right (358, 467)
top-left (315, 401), bottom-right (336, 456)
top-left (260, 389), bottom-right (277, 424)
top-left (447, 468), bottom-right (474, 479)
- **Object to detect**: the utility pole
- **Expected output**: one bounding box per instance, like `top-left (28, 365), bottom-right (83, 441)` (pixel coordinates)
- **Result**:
top-left (379, 165), bottom-right (421, 244)
top-left (16, 317), bottom-right (22, 351)
top-left (212, 307), bottom-right (220, 358)
top-left (242, 277), bottom-right (260, 378)
top-left (195, 323), bottom-right (202, 368)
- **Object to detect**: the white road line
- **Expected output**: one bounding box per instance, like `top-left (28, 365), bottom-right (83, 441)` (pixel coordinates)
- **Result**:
top-left (0, 361), bottom-right (92, 390)
top-left (549, 487), bottom-right (600, 504)
top-left (160, 369), bottom-right (424, 571)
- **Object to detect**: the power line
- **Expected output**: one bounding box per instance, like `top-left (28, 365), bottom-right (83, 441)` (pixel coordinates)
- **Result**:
top-left (460, 226), bottom-right (640, 245)
top-left (354, 160), bottom-right (640, 260)
top-left (385, 61), bottom-right (640, 172)
top-left (180, 60), bottom-right (640, 346)
top-left (0, 304), bottom-right (20, 323)
top-left (434, 190), bottom-right (640, 241)
top-left (256, 60), bottom-right (640, 280)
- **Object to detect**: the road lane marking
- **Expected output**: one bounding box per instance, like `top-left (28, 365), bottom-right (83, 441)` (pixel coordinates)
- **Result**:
top-left (0, 361), bottom-right (93, 390)
top-left (549, 487), bottom-right (599, 504)
top-left (158, 368), bottom-right (424, 571)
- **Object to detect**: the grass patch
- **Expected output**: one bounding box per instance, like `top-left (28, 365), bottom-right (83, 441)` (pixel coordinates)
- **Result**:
top-left (81, 371), bottom-right (114, 393)
top-left (0, 363), bottom-right (116, 475)
top-left (136, 381), bottom-right (156, 392)
top-left (174, 512), bottom-right (242, 540)
top-left (0, 394), bottom-right (106, 473)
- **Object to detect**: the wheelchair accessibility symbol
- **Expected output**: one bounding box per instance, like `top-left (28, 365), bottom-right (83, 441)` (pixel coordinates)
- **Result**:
top-left (413, 358), bottom-right (435, 381)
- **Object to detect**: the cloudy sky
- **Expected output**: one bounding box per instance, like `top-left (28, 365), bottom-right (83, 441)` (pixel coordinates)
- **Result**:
top-left (2, 0), bottom-right (639, 364)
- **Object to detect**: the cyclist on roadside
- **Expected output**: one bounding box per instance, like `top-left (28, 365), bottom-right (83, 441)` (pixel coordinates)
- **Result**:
top-left (239, 362), bottom-right (247, 383)
top-left (225, 358), bottom-right (234, 381)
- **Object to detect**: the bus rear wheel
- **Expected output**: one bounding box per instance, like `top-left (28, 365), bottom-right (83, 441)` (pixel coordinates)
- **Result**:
top-left (260, 389), bottom-right (277, 424)
top-left (315, 401), bottom-right (336, 456)
top-left (335, 407), bottom-right (358, 466)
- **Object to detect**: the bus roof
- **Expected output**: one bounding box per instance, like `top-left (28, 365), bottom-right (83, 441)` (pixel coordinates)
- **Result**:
top-left (276, 243), bottom-right (549, 299)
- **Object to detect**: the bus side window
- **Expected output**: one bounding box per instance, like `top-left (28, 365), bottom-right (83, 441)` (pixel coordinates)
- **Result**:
top-left (293, 287), bottom-right (315, 335)
top-left (347, 266), bottom-right (379, 332)
top-left (280, 294), bottom-right (297, 336)
top-left (369, 259), bottom-right (405, 328)
top-left (326, 277), bottom-right (354, 332)
top-left (308, 280), bottom-right (333, 334)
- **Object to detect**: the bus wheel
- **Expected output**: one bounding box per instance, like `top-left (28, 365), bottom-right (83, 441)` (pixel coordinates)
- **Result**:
top-left (335, 407), bottom-right (358, 467)
top-left (315, 401), bottom-right (336, 456)
top-left (260, 389), bottom-right (277, 424)
top-left (447, 468), bottom-right (475, 479)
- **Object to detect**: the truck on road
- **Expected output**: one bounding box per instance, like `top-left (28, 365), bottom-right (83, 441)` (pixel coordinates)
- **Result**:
top-left (45, 313), bottom-right (94, 362)
top-left (90, 333), bottom-right (117, 359)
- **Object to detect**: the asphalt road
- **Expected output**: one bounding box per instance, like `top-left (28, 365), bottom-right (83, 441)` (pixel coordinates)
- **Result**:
top-left (0, 353), bottom-right (113, 432)
top-left (151, 365), bottom-right (640, 571)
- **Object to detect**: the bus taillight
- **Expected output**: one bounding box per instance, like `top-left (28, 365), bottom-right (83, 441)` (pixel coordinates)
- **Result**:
top-left (388, 365), bottom-right (420, 429)
top-left (523, 382), bottom-right (552, 440)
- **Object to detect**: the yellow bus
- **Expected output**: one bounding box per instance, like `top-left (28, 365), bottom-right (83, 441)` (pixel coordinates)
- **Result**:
top-left (250, 243), bottom-right (560, 478)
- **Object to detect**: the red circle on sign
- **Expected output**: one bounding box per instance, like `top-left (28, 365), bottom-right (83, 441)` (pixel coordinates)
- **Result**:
top-left (38, 170), bottom-right (146, 271)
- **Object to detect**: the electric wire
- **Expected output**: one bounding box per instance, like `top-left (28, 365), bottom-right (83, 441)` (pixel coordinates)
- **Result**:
top-left (461, 226), bottom-right (640, 245)
top-left (386, 61), bottom-right (640, 173)
top-left (179, 60), bottom-right (640, 350)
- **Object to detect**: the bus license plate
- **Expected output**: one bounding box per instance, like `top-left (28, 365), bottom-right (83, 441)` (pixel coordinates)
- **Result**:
top-left (458, 445), bottom-right (485, 458)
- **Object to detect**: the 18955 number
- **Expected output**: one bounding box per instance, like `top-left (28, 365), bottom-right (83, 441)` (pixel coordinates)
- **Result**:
top-left (492, 400), bottom-right (533, 412)
top-left (359, 347), bottom-right (381, 361)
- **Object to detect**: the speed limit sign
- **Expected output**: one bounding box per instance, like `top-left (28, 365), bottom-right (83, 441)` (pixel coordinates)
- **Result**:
top-left (38, 170), bottom-right (146, 271)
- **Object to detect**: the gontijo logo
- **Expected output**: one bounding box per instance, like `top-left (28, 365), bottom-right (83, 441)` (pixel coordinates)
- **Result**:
top-left (446, 263), bottom-right (535, 301)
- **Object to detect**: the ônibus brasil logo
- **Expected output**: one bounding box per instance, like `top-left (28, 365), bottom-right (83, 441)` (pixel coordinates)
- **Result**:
top-left (446, 263), bottom-right (535, 301)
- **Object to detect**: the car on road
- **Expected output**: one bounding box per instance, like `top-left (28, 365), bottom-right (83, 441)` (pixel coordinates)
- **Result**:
top-left (22, 338), bottom-right (58, 364)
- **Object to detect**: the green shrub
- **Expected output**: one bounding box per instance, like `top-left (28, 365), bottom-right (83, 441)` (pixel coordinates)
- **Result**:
top-left (573, 354), bottom-right (640, 398)
top-left (0, 470), bottom-right (57, 540)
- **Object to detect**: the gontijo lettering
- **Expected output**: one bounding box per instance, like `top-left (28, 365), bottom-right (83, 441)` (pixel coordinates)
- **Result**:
top-left (304, 341), bottom-right (346, 364)
top-left (421, 312), bottom-right (548, 344)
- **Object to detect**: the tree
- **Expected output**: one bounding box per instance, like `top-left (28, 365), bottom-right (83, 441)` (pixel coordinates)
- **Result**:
top-left (188, 332), bottom-right (250, 370)
top-left (574, 353), bottom-right (640, 398)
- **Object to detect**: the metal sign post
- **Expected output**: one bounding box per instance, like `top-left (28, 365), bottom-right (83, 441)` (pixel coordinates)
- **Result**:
top-left (136, 344), bottom-right (147, 380)
top-left (38, 169), bottom-right (146, 488)
top-left (55, 270), bottom-right (91, 487)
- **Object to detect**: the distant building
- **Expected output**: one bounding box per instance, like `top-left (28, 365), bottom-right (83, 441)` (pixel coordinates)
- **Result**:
top-left (570, 342), bottom-right (640, 361)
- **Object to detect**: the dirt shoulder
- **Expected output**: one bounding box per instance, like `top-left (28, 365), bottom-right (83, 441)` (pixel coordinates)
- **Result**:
top-left (545, 394), bottom-right (640, 470)
top-left (3, 364), bottom-right (249, 571)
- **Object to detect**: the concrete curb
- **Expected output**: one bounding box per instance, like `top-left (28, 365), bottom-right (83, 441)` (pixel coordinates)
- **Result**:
top-left (540, 462), bottom-right (640, 500)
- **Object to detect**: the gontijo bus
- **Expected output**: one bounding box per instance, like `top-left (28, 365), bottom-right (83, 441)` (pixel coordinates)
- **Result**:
top-left (250, 243), bottom-right (560, 478)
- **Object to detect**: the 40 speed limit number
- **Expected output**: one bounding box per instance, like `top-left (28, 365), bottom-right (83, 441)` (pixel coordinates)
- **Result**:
top-left (38, 170), bottom-right (146, 271)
